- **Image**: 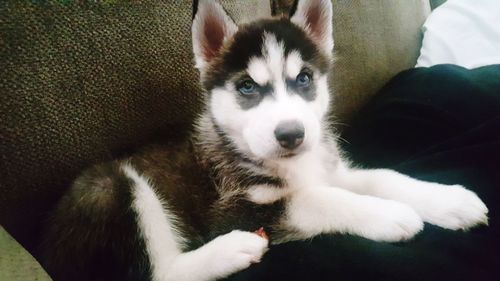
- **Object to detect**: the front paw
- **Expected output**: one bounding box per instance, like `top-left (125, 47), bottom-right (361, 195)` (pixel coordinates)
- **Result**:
top-left (357, 199), bottom-right (424, 242)
top-left (207, 230), bottom-right (269, 277)
top-left (418, 184), bottom-right (488, 230)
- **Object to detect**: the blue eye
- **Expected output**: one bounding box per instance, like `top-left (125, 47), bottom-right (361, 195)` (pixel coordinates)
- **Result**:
top-left (296, 72), bottom-right (311, 86)
top-left (238, 80), bottom-right (257, 95)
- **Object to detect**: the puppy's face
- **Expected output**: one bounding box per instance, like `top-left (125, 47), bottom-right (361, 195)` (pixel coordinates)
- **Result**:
top-left (193, 0), bottom-right (333, 161)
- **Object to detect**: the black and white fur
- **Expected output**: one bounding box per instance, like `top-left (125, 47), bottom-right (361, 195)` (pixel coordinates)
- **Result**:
top-left (43, 1), bottom-right (488, 280)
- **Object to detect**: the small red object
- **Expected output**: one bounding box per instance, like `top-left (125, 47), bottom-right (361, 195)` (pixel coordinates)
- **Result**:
top-left (254, 227), bottom-right (269, 240)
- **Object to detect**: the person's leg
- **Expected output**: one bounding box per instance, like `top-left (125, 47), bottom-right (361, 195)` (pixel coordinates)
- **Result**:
top-left (342, 64), bottom-right (500, 168)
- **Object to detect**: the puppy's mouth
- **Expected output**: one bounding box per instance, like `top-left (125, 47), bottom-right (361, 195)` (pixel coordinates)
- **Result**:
top-left (275, 146), bottom-right (308, 159)
top-left (280, 151), bottom-right (297, 158)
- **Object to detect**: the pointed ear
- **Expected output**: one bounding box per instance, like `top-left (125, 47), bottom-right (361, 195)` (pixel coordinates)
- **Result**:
top-left (192, 0), bottom-right (238, 70)
top-left (290, 0), bottom-right (333, 55)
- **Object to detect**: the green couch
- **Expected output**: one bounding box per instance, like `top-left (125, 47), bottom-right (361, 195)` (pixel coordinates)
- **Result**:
top-left (0, 0), bottom-right (441, 279)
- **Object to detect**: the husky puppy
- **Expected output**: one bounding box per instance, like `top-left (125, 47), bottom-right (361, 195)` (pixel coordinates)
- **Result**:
top-left (43, 0), bottom-right (488, 280)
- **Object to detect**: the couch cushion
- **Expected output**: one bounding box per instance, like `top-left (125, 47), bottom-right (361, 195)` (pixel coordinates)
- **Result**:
top-left (330, 0), bottom-right (431, 121)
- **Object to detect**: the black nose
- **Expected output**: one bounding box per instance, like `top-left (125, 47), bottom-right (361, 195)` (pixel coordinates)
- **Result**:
top-left (274, 121), bottom-right (305, 150)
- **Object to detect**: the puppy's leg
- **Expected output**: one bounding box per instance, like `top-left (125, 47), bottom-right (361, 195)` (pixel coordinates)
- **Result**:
top-left (166, 230), bottom-right (268, 281)
top-left (126, 165), bottom-right (268, 281)
top-left (332, 164), bottom-right (488, 230)
top-left (285, 186), bottom-right (423, 242)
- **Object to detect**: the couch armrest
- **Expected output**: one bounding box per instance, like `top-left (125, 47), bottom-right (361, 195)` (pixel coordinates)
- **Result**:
top-left (331, 0), bottom-right (431, 122)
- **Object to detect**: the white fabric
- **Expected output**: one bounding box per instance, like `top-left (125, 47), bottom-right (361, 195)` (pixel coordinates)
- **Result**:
top-left (416, 0), bottom-right (500, 68)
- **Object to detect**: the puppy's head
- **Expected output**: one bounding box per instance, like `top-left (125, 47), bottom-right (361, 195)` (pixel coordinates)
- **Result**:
top-left (193, 0), bottom-right (333, 161)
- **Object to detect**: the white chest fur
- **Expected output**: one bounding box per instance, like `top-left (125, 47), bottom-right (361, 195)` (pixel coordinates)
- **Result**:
top-left (246, 144), bottom-right (337, 204)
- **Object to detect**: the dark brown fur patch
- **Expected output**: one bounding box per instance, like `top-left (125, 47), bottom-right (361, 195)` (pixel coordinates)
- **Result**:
top-left (43, 162), bottom-right (151, 281)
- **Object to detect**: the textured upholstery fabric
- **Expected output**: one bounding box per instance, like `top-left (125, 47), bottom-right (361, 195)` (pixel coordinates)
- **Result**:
top-left (0, 0), bottom-right (271, 255)
top-left (330, 0), bottom-right (431, 120)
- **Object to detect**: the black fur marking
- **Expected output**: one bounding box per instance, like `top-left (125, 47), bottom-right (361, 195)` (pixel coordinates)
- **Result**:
top-left (286, 72), bottom-right (317, 101)
top-left (204, 18), bottom-right (330, 92)
top-left (235, 82), bottom-right (273, 110)
top-left (289, 0), bottom-right (299, 18)
top-left (242, 174), bottom-right (284, 188)
top-left (192, 0), bottom-right (198, 20)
